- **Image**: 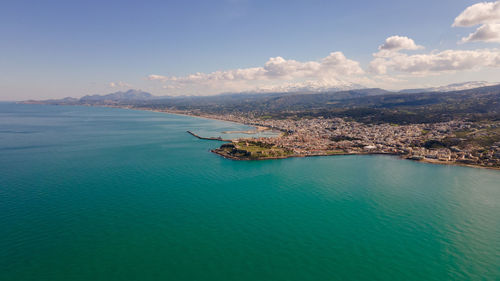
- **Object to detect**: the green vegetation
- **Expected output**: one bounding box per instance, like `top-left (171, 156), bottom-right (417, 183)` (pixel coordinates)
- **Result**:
top-left (216, 141), bottom-right (293, 159)
top-left (456, 127), bottom-right (500, 148)
top-left (325, 150), bottom-right (347, 155)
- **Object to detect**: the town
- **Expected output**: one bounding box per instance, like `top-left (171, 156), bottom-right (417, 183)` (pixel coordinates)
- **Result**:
top-left (176, 110), bottom-right (500, 169)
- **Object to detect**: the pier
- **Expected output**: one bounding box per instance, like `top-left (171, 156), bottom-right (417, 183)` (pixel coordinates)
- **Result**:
top-left (186, 131), bottom-right (232, 142)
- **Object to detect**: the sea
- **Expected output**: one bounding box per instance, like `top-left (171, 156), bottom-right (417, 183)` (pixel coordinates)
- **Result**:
top-left (1, 103), bottom-right (499, 281)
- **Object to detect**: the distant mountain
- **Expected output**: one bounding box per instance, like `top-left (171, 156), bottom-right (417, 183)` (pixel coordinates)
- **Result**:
top-left (252, 81), bottom-right (367, 94)
top-left (80, 89), bottom-right (154, 102)
top-left (399, 81), bottom-right (499, 94)
top-left (136, 84), bottom-right (500, 124)
top-left (22, 82), bottom-right (500, 114)
top-left (135, 88), bottom-right (396, 114)
top-left (23, 89), bottom-right (157, 105)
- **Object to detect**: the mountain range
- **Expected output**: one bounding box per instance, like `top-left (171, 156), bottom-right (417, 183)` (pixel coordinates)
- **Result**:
top-left (25, 81), bottom-right (499, 104)
top-left (22, 81), bottom-right (500, 124)
top-left (398, 81), bottom-right (498, 94)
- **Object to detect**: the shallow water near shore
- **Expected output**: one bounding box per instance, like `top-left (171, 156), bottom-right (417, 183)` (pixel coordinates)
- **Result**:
top-left (1, 103), bottom-right (499, 281)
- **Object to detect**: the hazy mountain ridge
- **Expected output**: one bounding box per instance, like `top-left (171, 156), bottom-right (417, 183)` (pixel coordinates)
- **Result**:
top-left (139, 83), bottom-right (500, 124)
top-left (250, 81), bottom-right (367, 94)
top-left (26, 81), bottom-right (499, 105)
top-left (22, 82), bottom-right (500, 124)
top-left (399, 81), bottom-right (498, 94)
top-left (80, 89), bottom-right (154, 102)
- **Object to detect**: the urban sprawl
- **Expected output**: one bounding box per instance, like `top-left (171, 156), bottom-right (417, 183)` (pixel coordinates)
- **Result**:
top-left (178, 111), bottom-right (500, 169)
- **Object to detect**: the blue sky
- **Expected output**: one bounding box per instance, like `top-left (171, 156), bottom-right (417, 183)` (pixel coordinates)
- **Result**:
top-left (1, 0), bottom-right (500, 100)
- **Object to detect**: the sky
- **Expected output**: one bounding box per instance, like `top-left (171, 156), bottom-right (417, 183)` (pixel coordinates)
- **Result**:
top-left (1, 0), bottom-right (500, 100)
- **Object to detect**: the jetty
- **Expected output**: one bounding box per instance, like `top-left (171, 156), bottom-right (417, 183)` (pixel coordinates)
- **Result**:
top-left (186, 131), bottom-right (232, 142)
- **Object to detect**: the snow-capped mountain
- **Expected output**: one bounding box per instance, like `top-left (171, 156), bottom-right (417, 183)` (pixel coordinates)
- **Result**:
top-left (399, 81), bottom-right (499, 94)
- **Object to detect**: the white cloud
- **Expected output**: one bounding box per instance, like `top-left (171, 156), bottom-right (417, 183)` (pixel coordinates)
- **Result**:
top-left (374, 36), bottom-right (424, 59)
top-left (378, 36), bottom-right (423, 51)
top-left (453, 1), bottom-right (500, 44)
top-left (453, 1), bottom-right (500, 27)
top-left (461, 23), bottom-right (500, 43)
top-left (370, 48), bottom-right (500, 75)
top-left (147, 52), bottom-right (364, 93)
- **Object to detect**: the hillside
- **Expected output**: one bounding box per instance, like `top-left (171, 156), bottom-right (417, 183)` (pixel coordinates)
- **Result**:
top-left (25, 84), bottom-right (500, 125)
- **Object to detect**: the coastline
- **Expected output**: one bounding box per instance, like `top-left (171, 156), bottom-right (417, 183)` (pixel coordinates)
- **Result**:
top-left (415, 157), bottom-right (500, 171)
top-left (176, 109), bottom-right (500, 171)
top-left (27, 103), bottom-right (500, 171)
top-left (123, 106), bottom-right (280, 136)
top-left (165, 108), bottom-right (500, 171)
top-left (211, 146), bottom-right (500, 170)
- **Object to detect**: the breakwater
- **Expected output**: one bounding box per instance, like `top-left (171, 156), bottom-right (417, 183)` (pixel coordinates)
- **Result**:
top-left (186, 130), bottom-right (232, 142)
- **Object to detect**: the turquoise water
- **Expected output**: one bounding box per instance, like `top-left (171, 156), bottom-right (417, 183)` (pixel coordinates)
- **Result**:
top-left (180, 115), bottom-right (279, 140)
top-left (1, 103), bottom-right (499, 281)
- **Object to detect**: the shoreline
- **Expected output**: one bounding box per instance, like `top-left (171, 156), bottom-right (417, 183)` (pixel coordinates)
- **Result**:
top-left (134, 107), bottom-right (276, 134)
top-left (166, 108), bottom-right (499, 171)
top-left (415, 157), bottom-right (500, 171)
top-left (25, 103), bottom-right (500, 171)
top-left (211, 147), bottom-right (500, 170)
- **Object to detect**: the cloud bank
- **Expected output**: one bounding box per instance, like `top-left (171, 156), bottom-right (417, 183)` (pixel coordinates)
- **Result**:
top-left (370, 48), bottom-right (500, 74)
top-left (148, 52), bottom-right (365, 93)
